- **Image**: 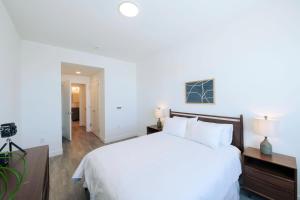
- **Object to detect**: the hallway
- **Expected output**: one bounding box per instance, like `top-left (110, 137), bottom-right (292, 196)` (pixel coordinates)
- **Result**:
top-left (49, 123), bottom-right (104, 200)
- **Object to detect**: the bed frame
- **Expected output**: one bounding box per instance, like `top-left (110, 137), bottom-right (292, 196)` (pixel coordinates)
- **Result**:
top-left (169, 109), bottom-right (244, 152)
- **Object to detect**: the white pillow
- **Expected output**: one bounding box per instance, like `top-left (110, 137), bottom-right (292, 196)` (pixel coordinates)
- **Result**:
top-left (186, 121), bottom-right (224, 149)
top-left (198, 120), bottom-right (233, 146)
top-left (174, 116), bottom-right (198, 131)
top-left (220, 124), bottom-right (233, 146)
top-left (163, 117), bottom-right (187, 137)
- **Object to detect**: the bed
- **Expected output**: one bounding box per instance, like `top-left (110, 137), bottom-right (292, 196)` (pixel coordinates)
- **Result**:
top-left (73, 110), bottom-right (244, 200)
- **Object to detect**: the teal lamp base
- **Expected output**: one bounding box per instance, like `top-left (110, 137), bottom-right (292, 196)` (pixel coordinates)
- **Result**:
top-left (260, 137), bottom-right (272, 155)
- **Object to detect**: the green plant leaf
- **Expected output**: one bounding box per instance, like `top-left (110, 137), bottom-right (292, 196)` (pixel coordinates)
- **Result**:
top-left (0, 152), bottom-right (28, 199)
top-left (0, 152), bottom-right (12, 158)
top-left (0, 170), bottom-right (8, 200)
top-left (1, 167), bottom-right (23, 199)
top-left (1, 168), bottom-right (22, 184)
top-left (0, 170), bottom-right (8, 192)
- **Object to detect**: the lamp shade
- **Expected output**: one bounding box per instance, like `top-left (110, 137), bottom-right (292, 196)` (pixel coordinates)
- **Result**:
top-left (253, 116), bottom-right (279, 137)
top-left (155, 108), bottom-right (163, 119)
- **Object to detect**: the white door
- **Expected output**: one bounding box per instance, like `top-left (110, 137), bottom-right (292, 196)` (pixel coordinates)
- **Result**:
top-left (91, 79), bottom-right (100, 137)
top-left (61, 80), bottom-right (72, 141)
top-left (79, 85), bottom-right (86, 127)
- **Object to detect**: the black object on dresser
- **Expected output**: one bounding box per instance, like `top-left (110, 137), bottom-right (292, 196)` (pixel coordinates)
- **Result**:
top-left (242, 147), bottom-right (297, 200)
top-left (5, 145), bottom-right (49, 200)
top-left (147, 125), bottom-right (162, 135)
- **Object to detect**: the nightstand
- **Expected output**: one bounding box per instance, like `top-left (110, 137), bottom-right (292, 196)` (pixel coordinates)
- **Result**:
top-left (146, 125), bottom-right (162, 135)
top-left (242, 147), bottom-right (297, 200)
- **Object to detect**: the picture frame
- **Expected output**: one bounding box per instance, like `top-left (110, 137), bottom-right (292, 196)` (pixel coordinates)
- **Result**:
top-left (185, 79), bottom-right (214, 104)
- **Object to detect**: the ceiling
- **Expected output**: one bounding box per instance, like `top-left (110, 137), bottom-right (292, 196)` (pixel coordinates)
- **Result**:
top-left (61, 62), bottom-right (102, 77)
top-left (3, 0), bottom-right (260, 62)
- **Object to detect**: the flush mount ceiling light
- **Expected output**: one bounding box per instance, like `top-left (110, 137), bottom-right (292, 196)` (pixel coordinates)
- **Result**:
top-left (119, 2), bottom-right (139, 17)
top-left (76, 71), bottom-right (81, 74)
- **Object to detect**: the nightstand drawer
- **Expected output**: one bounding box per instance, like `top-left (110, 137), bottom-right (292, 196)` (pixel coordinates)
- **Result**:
top-left (244, 166), bottom-right (294, 193)
top-left (244, 175), bottom-right (294, 200)
top-left (244, 166), bottom-right (294, 200)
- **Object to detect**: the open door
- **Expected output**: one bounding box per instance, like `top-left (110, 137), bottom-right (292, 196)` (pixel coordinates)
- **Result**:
top-left (91, 79), bottom-right (100, 137)
top-left (61, 80), bottom-right (72, 141)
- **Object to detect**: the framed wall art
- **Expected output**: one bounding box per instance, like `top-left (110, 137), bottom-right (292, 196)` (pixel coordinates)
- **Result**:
top-left (185, 79), bottom-right (214, 104)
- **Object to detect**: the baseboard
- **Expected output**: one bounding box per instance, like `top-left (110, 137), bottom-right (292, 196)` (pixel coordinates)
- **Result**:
top-left (105, 133), bottom-right (138, 144)
top-left (49, 148), bottom-right (63, 157)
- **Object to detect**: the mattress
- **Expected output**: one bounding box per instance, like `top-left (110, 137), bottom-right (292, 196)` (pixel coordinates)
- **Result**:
top-left (73, 132), bottom-right (241, 200)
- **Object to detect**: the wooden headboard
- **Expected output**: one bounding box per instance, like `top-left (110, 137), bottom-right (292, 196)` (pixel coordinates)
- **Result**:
top-left (169, 109), bottom-right (244, 152)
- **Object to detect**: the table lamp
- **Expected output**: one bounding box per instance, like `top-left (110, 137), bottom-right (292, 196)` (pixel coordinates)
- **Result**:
top-left (253, 116), bottom-right (278, 155)
top-left (155, 108), bottom-right (163, 129)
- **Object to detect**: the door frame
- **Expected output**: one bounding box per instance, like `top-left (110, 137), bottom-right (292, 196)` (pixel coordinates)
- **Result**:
top-left (61, 63), bottom-right (105, 143)
top-left (61, 76), bottom-right (91, 133)
top-left (61, 80), bottom-right (72, 141)
top-left (70, 83), bottom-right (87, 127)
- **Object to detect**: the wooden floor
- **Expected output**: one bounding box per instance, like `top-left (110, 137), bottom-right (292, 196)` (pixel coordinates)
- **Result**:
top-left (49, 122), bottom-right (104, 200)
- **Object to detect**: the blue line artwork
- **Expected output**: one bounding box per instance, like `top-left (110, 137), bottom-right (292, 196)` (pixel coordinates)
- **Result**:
top-left (185, 80), bottom-right (214, 103)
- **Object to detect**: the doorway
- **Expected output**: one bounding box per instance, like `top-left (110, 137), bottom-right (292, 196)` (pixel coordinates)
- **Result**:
top-left (61, 62), bottom-right (105, 143)
top-left (71, 84), bottom-right (86, 130)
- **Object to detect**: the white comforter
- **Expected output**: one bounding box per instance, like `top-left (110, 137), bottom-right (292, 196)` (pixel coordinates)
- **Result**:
top-left (73, 133), bottom-right (241, 200)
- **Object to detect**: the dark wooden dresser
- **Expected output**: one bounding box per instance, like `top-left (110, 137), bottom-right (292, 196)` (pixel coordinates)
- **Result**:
top-left (5, 145), bottom-right (49, 200)
top-left (243, 147), bottom-right (297, 200)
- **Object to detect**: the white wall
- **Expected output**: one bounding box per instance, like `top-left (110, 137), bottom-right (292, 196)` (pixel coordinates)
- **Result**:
top-left (137, 1), bottom-right (300, 195)
top-left (19, 41), bottom-right (62, 156)
top-left (62, 75), bottom-right (91, 131)
top-left (19, 40), bottom-right (137, 156)
top-left (0, 2), bottom-right (21, 144)
top-left (90, 71), bottom-right (105, 142)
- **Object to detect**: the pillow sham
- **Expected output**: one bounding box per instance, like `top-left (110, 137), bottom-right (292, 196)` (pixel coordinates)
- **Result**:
top-left (163, 117), bottom-right (187, 137)
top-left (198, 120), bottom-right (233, 146)
top-left (185, 121), bottom-right (224, 149)
top-left (219, 123), bottom-right (233, 146)
top-left (173, 116), bottom-right (198, 130)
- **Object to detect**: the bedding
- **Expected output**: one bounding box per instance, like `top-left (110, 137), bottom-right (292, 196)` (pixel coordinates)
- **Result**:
top-left (162, 117), bottom-right (187, 137)
top-left (185, 120), bottom-right (224, 149)
top-left (224, 181), bottom-right (240, 200)
top-left (219, 123), bottom-right (233, 146)
top-left (198, 120), bottom-right (233, 147)
top-left (73, 133), bottom-right (241, 200)
top-left (173, 116), bottom-right (198, 130)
